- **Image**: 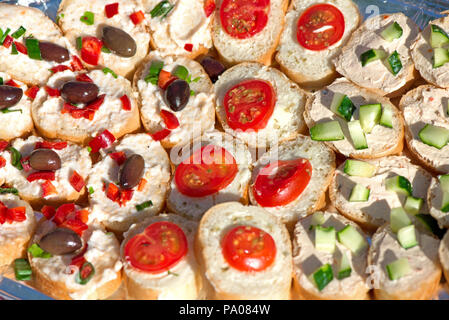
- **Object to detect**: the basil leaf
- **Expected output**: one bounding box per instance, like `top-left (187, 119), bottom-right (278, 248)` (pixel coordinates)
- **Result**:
top-left (11, 26), bottom-right (26, 39)
top-left (8, 146), bottom-right (23, 170)
top-left (145, 61), bottom-right (164, 85)
top-left (150, 0), bottom-right (174, 19)
top-left (80, 11), bottom-right (95, 25)
top-left (173, 65), bottom-right (189, 80)
top-left (25, 38), bottom-right (42, 60)
top-left (102, 67), bottom-right (118, 78)
top-left (88, 186), bottom-right (95, 194)
top-left (136, 200), bottom-right (153, 211)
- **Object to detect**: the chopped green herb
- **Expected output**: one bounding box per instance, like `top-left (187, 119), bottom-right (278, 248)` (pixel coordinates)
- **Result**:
top-left (0, 28), bottom-right (11, 45)
top-left (11, 42), bottom-right (18, 55)
top-left (76, 36), bottom-right (82, 50)
top-left (150, 0), bottom-right (174, 18)
top-left (190, 90), bottom-right (195, 96)
top-left (1, 108), bottom-right (22, 114)
top-left (192, 77), bottom-right (201, 83)
top-left (80, 11), bottom-right (95, 25)
top-left (87, 146), bottom-right (92, 153)
top-left (0, 77), bottom-right (3, 85)
top-left (145, 60), bottom-right (164, 85)
top-left (101, 46), bottom-right (111, 53)
top-left (28, 243), bottom-right (52, 258)
top-left (56, 13), bottom-right (65, 24)
top-left (14, 258), bottom-right (32, 281)
top-left (88, 186), bottom-right (95, 194)
top-left (102, 67), bottom-right (118, 78)
top-left (136, 200), bottom-right (153, 211)
top-left (173, 65), bottom-right (189, 80)
top-left (0, 187), bottom-right (18, 195)
top-left (11, 26), bottom-right (26, 39)
top-left (8, 146), bottom-right (23, 170)
top-left (25, 38), bottom-right (42, 60)
top-left (167, 270), bottom-right (179, 276)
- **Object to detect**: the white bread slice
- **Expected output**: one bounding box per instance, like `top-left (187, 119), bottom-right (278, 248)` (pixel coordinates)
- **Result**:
top-left (292, 211), bottom-right (370, 300)
top-left (196, 202), bottom-right (292, 299)
top-left (167, 131), bottom-right (252, 221)
top-left (329, 156), bottom-right (433, 231)
top-left (212, 0), bottom-right (288, 66)
top-left (121, 213), bottom-right (204, 300)
top-left (411, 13), bottom-right (449, 88)
top-left (439, 230), bottom-right (449, 287)
top-left (275, 0), bottom-right (360, 89)
top-left (368, 224), bottom-right (441, 300)
top-left (428, 177), bottom-right (449, 229)
top-left (214, 62), bottom-right (308, 148)
top-left (304, 78), bottom-right (404, 159)
top-left (399, 85), bottom-right (449, 174)
top-left (334, 13), bottom-right (419, 98)
top-left (248, 134), bottom-right (336, 229)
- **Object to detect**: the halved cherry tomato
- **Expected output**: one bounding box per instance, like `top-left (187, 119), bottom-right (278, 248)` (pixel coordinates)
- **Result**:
top-left (88, 130), bottom-right (116, 153)
top-left (25, 86), bottom-right (40, 100)
top-left (69, 170), bottom-right (85, 192)
top-left (41, 180), bottom-right (57, 198)
top-left (35, 141), bottom-right (67, 150)
top-left (124, 221), bottom-right (188, 273)
top-left (41, 205), bottom-right (56, 220)
top-left (223, 79), bottom-right (276, 131)
top-left (130, 10), bottom-right (145, 25)
top-left (3, 35), bottom-right (13, 48)
top-left (27, 171), bottom-right (56, 182)
top-left (296, 3), bottom-right (345, 51)
top-left (50, 65), bottom-right (71, 74)
top-left (105, 3), bottom-right (119, 18)
top-left (0, 140), bottom-right (8, 151)
top-left (174, 145), bottom-right (238, 197)
top-left (149, 128), bottom-right (171, 141)
top-left (158, 70), bottom-right (178, 90)
top-left (222, 225), bottom-right (276, 272)
top-left (109, 151), bottom-right (126, 165)
top-left (0, 156), bottom-right (5, 169)
top-left (120, 95), bottom-right (131, 111)
top-left (253, 158), bottom-right (312, 207)
top-left (204, 0), bottom-right (216, 17)
top-left (81, 36), bottom-right (103, 66)
top-left (13, 41), bottom-right (27, 55)
top-left (44, 86), bottom-right (60, 97)
top-left (220, 0), bottom-right (270, 39)
top-left (160, 110), bottom-right (179, 130)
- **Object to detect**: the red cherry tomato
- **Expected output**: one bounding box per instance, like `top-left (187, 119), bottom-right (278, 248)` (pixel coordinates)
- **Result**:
top-left (174, 145), bottom-right (238, 197)
top-left (80, 36), bottom-right (103, 65)
top-left (253, 158), bottom-right (312, 207)
top-left (222, 225), bottom-right (276, 272)
top-left (223, 79), bottom-right (276, 131)
top-left (296, 4), bottom-right (345, 51)
top-left (124, 221), bottom-right (188, 273)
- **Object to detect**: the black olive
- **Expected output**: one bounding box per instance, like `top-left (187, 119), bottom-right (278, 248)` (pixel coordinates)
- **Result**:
top-left (165, 79), bottom-right (190, 112)
top-left (119, 154), bottom-right (145, 189)
top-left (61, 81), bottom-right (99, 104)
top-left (39, 228), bottom-right (82, 255)
top-left (102, 26), bottom-right (137, 58)
top-left (39, 41), bottom-right (70, 63)
top-left (200, 56), bottom-right (225, 82)
top-left (0, 85), bottom-right (22, 110)
top-left (28, 149), bottom-right (61, 171)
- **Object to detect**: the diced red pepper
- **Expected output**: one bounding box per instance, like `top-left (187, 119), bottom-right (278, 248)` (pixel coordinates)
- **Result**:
top-left (0, 140), bottom-right (8, 152)
top-left (109, 151), bottom-right (126, 165)
top-left (60, 218), bottom-right (88, 236)
top-left (44, 86), bottom-right (60, 97)
top-left (184, 43), bottom-right (193, 52)
top-left (53, 203), bottom-right (76, 225)
top-left (0, 202), bottom-right (6, 224)
top-left (76, 73), bottom-right (93, 83)
top-left (160, 109), bottom-right (179, 129)
top-left (3, 35), bottom-right (13, 48)
top-left (41, 205), bottom-right (56, 220)
top-left (76, 209), bottom-right (89, 224)
top-left (14, 41), bottom-right (27, 55)
top-left (41, 180), bottom-right (57, 198)
top-left (0, 156), bottom-right (5, 169)
top-left (70, 255), bottom-right (86, 272)
top-left (119, 189), bottom-right (133, 207)
top-left (5, 207), bottom-right (26, 224)
top-left (120, 94), bottom-right (131, 111)
top-left (130, 10), bottom-right (145, 25)
top-left (85, 94), bottom-right (105, 111)
top-left (158, 70), bottom-right (177, 90)
top-left (69, 171), bottom-right (85, 192)
top-left (20, 156), bottom-right (31, 172)
top-left (105, 2), bottom-right (119, 18)
top-left (150, 128), bottom-right (171, 141)
top-left (25, 86), bottom-right (40, 100)
top-left (81, 36), bottom-right (103, 66)
top-left (5, 79), bottom-right (20, 88)
top-left (88, 130), bottom-right (116, 153)
top-left (106, 182), bottom-right (120, 202)
top-left (50, 65), bottom-right (71, 74)
top-left (137, 178), bottom-right (147, 192)
top-left (35, 141), bottom-right (67, 150)
top-left (27, 171), bottom-right (56, 182)
top-left (204, 0), bottom-right (215, 17)
top-left (71, 55), bottom-right (84, 71)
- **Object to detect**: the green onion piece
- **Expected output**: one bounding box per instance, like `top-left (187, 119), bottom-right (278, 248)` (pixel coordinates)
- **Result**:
top-left (76, 36), bottom-right (82, 50)
top-left (145, 61), bottom-right (164, 85)
top-left (11, 26), bottom-right (26, 39)
top-left (167, 270), bottom-right (179, 276)
top-left (56, 13), bottom-right (65, 23)
top-left (25, 38), bottom-right (42, 60)
top-left (0, 77), bottom-right (3, 85)
top-left (102, 67), bottom-right (118, 78)
top-left (136, 200), bottom-right (153, 211)
top-left (76, 262), bottom-right (95, 285)
top-left (101, 46), bottom-right (111, 53)
top-left (190, 90), bottom-right (195, 96)
top-left (14, 258), bottom-right (32, 281)
top-left (0, 28), bottom-right (11, 45)
top-left (150, 0), bottom-right (174, 18)
top-left (192, 76), bottom-right (201, 83)
top-left (28, 243), bottom-right (52, 258)
top-left (88, 186), bottom-right (95, 194)
top-left (87, 146), bottom-right (92, 153)
top-left (173, 65), bottom-right (189, 80)
top-left (8, 146), bottom-right (23, 170)
top-left (1, 108), bottom-right (22, 114)
top-left (11, 43), bottom-right (18, 55)
top-left (80, 11), bottom-right (95, 25)
top-left (0, 187), bottom-right (18, 195)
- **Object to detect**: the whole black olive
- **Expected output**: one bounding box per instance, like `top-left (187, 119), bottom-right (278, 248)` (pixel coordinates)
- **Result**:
top-left (119, 154), bottom-right (145, 189)
top-left (39, 41), bottom-right (70, 63)
top-left (39, 228), bottom-right (82, 255)
top-left (200, 56), bottom-right (225, 83)
top-left (0, 85), bottom-right (22, 110)
top-left (61, 81), bottom-right (99, 104)
top-left (102, 26), bottom-right (137, 58)
top-left (28, 149), bottom-right (61, 171)
top-left (165, 79), bottom-right (190, 112)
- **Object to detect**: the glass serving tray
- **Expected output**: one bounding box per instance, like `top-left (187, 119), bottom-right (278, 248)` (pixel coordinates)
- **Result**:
top-left (0, 0), bottom-right (448, 300)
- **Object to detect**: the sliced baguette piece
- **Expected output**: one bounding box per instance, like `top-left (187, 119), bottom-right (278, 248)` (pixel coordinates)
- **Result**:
top-left (214, 62), bottom-right (308, 148)
top-left (293, 211), bottom-right (370, 300)
top-left (212, 0), bottom-right (288, 65)
top-left (399, 85), bottom-right (449, 174)
top-left (439, 230), bottom-right (449, 286)
top-left (304, 77), bottom-right (404, 159)
top-left (276, 0), bottom-right (360, 89)
top-left (196, 202), bottom-right (292, 299)
top-left (330, 156), bottom-right (433, 230)
top-left (428, 177), bottom-right (449, 229)
top-left (248, 134), bottom-right (336, 229)
top-left (368, 224), bottom-right (441, 300)
top-left (334, 13), bottom-right (419, 97)
top-left (121, 214), bottom-right (204, 300)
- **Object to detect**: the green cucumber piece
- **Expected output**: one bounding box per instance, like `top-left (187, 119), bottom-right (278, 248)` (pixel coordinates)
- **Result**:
top-left (337, 252), bottom-right (352, 279)
top-left (440, 174), bottom-right (449, 212)
top-left (360, 49), bottom-right (386, 66)
top-left (14, 258), bottom-right (32, 281)
top-left (349, 184), bottom-right (370, 202)
top-left (311, 264), bottom-right (334, 291)
top-left (359, 103), bottom-right (381, 133)
top-left (337, 225), bottom-right (367, 255)
top-left (415, 213), bottom-right (445, 239)
top-left (386, 51), bottom-right (403, 76)
top-left (385, 175), bottom-right (412, 196)
top-left (380, 105), bottom-right (393, 128)
top-left (315, 226), bottom-right (336, 253)
top-left (343, 159), bottom-right (376, 177)
top-left (433, 47), bottom-right (449, 68)
top-left (310, 120), bottom-right (345, 141)
top-left (348, 120), bottom-right (368, 150)
top-left (386, 258), bottom-right (411, 280)
top-left (404, 196), bottom-right (423, 215)
top-left (381, 22), bottom-right (403, 42)
top-left (397, 225), bottom-right (418, 249)
top-left (441, 191), bottom-right (449, 213)
top-left (330, 93), bottom-right (356, 121)
top-left (418, 124), bottom-right (449, 149)
top-left (309, 212), bottom-right (326, 230)
top-left (390, 207), bottom-right (412, 233)
top-left (430, 25), bottom-right (449, 48)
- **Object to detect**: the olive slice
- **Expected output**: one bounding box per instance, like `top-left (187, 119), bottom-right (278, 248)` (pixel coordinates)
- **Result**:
top-left (61, 81), bottom-right (99, 104)
top-left (165, 79), bottom-right (190, 112)
top-left (39, 41), bottom-right (70, 63)
top-left (119, 154), bottom-right (145, 189)
top-left (0, 85), bottom-right (23, 110)
top-left (28, 149), bottom-right (61, 171)
top-left (102, 26), bottom-right (137, 58)
top-left (200, 56), bottom-right (225, 83)
top-left (39, 228), bottom-right (82, 255)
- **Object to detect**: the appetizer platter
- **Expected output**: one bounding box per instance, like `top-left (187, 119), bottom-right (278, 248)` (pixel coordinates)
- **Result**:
top-left (0, 0), bottom-right (449, 301)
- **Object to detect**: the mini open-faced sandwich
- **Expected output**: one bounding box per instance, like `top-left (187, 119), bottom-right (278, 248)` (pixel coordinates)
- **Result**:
top-left (399, 85), bottom-right (449, 174)
top-left (330, 156), bottom-right (432, 230)
top-left (167, 131), bottom-right (251, 221)
top-left (411, 13), bottom-right (449, 88)
top-left (28, 204), bottom-right (122, 300)
top-left (214, 62), bottom-right (308, 148)
top-left (334, 13), bottom-right (419, 97)
top-left (276, 0), bottom-right (360, 89)
top-left (31, 68), bottom-right (140, 144)
top-left (248, 134), bottom-right (335, 229)
top-left (427, 173), bottom-right (449, 229)
top-left (0, 4), bottom-right (82, 86)
top-left (196, 202), bottom-right (292, 299)
top-left (439, 230), bottom-right (449, 287)
top-left (304, 78), bottom-right (404, 159)
top-left (0, 193), bottom-right (36, 267)
top-left (212, 0), bottom-right (288, 65)
top-left (368, 221), bottom-right (441, 300)
top-left (0, 136), bottom-right (91, 207)
top-left (88, 133), bottom-right (171, 234)
top-left (292, 211), bottom-right (370, 300)
top-left (57, 0), bottom-right (150, 78)
top-left (134, 52), bottom-right (215, 149)
top-left (143, 0), bottom-right (213, 58)
top-left (121, 213), bottom-right (203, 300)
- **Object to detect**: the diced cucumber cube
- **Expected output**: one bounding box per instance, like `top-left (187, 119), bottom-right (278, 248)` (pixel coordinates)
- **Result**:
top-left (418, 124), bottom-right (449, 149)
top-left (348, 120), bottom-right (368, 150)
top-left (337, 225), bottom-right (367, 255)
top-left (359, 103), bottom-right (381, 133)
top-left (397, 225), bottom-right (418, 249)
top-left (310, 212), bottom-right (326, 229)
top-left (386, 51), bottom-right (403, 76)
top-left (385, 175), bottom-right (412, 196)
top-left (315, 226), bottom-right (336, 253)
top-left (386, 258), bottom-right (411, 280)
top-left (440, 175), bottom-right (449, 212)
top-left (310, 120), bottom-right (345, 141)
top-left (415, 213), bottom-right (445, 239)
top-left (390, 207), bottom-right (412, 233)
top-left (433, 48), bottom-right (449, 68)
top-left (343, 159), bottom-right (376, 177)
top-left (330, 93), bottom-right (356, 121)
top-left (311, 264), bottom-right (334, 291)
top-left (404, 196), bottom-right (423, 215)
top-left (360, 49), bottom-right (386, 66)
top-left (380, 105), bottom-right (393, 128)
top-left (430, 25), bottom-right (449, 48)
top-left (337, 252), bottom-right (352, 280)
top-left (349, 184), bottom-right (370, 202)
top-left (441, 192), bottom-right (449, 213)
top-left (381, 21), bottom-right (403, 42)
